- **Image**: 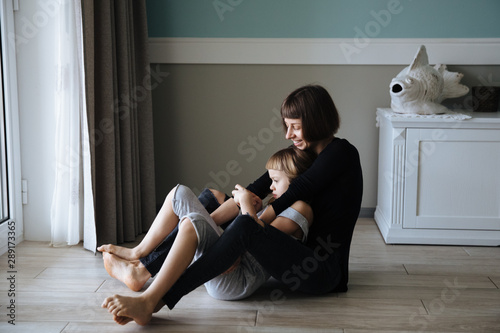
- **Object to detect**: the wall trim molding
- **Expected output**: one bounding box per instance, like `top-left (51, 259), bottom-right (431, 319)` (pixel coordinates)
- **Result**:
top-left (149, 37), bottom-right (500, 65)
top-left (359, 207), bottom-right (376, 219)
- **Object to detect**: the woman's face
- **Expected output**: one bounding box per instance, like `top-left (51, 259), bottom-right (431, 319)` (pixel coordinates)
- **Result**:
top-left (284, 118), bottom-right (309, 150)
top-left (268, 169), bottom-right (290, 199)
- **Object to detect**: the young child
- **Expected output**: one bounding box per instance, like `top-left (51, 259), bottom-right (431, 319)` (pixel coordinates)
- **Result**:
top-left (206, 146), bottom-right (315, 300)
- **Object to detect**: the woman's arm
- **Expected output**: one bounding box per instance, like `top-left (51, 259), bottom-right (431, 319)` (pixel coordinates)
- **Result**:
top-left (271, 139), bottom-right (355, 215)
top-left (246, 171), bottom-right (272, 199)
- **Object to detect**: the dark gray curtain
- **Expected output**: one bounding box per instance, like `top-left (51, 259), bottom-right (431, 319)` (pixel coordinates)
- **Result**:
top-left (81, 0), bottom-right (156, 245)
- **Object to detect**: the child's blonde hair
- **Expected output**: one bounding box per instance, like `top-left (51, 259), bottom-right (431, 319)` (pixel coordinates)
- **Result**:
top-left (265, 147), bottom-right (316, 181)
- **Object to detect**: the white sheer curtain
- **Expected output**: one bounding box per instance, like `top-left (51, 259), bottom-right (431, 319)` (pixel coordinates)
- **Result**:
top-left (51, 0), bottom-right (96, 252)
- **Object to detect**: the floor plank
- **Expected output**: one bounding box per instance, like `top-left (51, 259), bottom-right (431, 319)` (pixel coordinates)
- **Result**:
top-left (0, 321), bottom-right (68, 333)
top-left (404, 263), bottom-right (500, 276)
top-left (1, 219), bottom-right (499, 332)
top-left (489, 276), bottom-right (500, 288)
top-left (348, 271), bottom-right (497, 289)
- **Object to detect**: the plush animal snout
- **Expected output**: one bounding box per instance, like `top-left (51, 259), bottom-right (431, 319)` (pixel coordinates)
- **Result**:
top-left (391, 83), bottom-right (403, 94)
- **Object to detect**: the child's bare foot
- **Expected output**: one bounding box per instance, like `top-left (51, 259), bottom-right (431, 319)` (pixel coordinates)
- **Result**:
top-left (102, 252), bottom-right (151, 291)
top-left (102, 294), bottom-right (154, 326)
top-left (97, 244), bottom-right (140, 261)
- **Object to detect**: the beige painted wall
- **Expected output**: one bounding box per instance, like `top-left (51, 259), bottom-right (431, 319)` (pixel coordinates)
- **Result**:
top-left (151, 64), bottom-right (500, 212)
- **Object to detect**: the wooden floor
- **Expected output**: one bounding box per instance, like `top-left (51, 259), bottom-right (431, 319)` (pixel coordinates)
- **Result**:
top-left (1, 218), bottom-right (499, 332)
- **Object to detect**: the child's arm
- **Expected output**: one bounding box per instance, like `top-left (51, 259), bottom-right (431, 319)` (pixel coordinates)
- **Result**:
top-left (269, 200), bottom-right (313, 239)
top-left (210, 198), bottom-right (240, 226)
top-left (234, 183), bottom-right (313, 238)
top-left (211, 189), bottom-right (262, 226)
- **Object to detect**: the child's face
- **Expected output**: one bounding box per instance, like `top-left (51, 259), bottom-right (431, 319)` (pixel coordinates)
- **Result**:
top-left (268, 169), bottom-right (290, 199)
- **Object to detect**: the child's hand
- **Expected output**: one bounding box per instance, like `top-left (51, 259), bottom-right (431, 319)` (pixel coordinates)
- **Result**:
top-left (231, 184), bottom-right (250, 206)
top-left (232, 185), bottom-right (265, 227)
top-left (232, 185), bottom-right (262, 211)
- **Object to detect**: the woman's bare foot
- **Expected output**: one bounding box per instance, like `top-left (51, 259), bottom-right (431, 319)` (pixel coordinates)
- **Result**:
top-left (114, 315), bottom-right (133, 325)
top-left (153, 300), bottom-right (165, 313)
top-left (97, 244), bottom-right (140, 261)
top-left (102, 294), bottom-right (154, 326)
top-left (102, 252), bottom-right (151, 291)
top-left (111, 299), bottom-right (163, 325)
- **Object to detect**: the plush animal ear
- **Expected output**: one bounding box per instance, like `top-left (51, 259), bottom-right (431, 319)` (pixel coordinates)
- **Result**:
top-left (409, 45), bottom-right (429, 70)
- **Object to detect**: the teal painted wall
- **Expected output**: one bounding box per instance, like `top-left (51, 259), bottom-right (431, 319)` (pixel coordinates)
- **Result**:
top-left (146, 0), bottom-right (500, 38)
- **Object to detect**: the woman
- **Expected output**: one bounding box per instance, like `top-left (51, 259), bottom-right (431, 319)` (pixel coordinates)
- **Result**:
top-left (103, 84), bottom-right (363, 325)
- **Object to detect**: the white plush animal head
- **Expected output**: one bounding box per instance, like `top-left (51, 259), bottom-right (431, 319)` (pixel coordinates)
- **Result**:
top-left (390, 45), bottom-right (445, 114)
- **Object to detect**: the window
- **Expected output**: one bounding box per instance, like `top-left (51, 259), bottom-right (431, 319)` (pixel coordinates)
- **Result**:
top-left (0, 0), bottom-right (23, 254)
top-left (0, 51), bottom-right (9, 223)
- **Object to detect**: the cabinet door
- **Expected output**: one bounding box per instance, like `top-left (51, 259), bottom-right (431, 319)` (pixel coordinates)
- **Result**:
top-left (404, 128), bottom-right (500, 231)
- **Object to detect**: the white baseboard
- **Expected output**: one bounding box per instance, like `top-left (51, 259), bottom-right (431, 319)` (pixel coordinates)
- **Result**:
top-left (359, 207), bottom-right (375, 218)
top-left (149, 38), bottom-right (500, 65)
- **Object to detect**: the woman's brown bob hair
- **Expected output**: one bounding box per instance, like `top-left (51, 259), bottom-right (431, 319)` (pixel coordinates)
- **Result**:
top-left (265, 146), bottom-right (316, 182)
top-left (281, 85), bottom-right (340, 142)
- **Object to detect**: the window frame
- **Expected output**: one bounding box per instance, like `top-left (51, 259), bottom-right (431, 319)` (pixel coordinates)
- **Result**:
top-left (0, 0), bottom-right (23, 255)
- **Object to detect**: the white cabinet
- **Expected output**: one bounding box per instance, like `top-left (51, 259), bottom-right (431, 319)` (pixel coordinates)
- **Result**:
top-left (375, 108), bottom-right (500, 246)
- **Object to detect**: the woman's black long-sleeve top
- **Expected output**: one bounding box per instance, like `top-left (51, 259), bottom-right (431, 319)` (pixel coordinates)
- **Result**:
top-left (247, 138), bottom-right (363, 292)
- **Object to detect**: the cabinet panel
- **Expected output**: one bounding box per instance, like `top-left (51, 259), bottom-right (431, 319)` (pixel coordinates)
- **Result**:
top-left (404, 129), bottom-right (500, 231)
top-left (375, 108), bottom-right (500, 245)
